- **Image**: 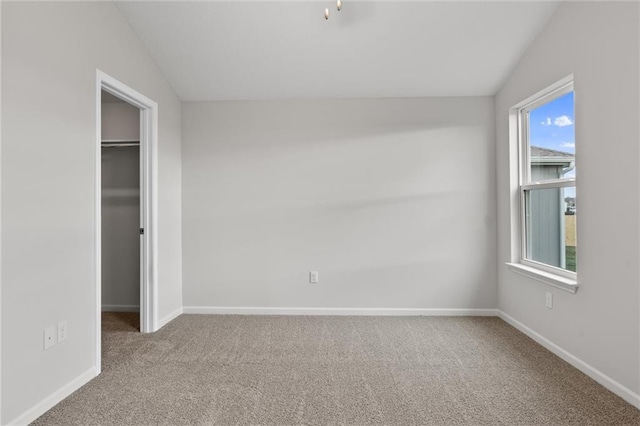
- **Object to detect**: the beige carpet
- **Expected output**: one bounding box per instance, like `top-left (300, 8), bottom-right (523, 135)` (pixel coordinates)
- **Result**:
top-left (33, 313), bottom-right (639, 425)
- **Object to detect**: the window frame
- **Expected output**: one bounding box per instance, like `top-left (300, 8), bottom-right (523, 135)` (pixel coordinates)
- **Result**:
top-left (508, 76), bottom-right (578, 292)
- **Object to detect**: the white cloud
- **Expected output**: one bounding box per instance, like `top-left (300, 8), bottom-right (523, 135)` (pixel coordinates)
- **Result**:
top-left (541, 117), bottom-right (552, 126)
top-left (554, 115), bottom-right (573, 127)
top-left (561, 142), bottom-right (575, 148)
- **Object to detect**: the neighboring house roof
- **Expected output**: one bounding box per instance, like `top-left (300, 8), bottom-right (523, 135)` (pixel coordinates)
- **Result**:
top-left (531, 146), bottom-right (574, 166)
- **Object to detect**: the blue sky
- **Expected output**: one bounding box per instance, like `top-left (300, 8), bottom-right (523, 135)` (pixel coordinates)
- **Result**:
top-left (529, 91), bottom-right (575, 194)
top-left (528, 91), bottom-right (575, 155)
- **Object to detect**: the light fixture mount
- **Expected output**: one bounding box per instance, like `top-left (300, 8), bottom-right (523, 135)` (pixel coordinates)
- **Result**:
top-left (324, 0), bottom-right (342, 20)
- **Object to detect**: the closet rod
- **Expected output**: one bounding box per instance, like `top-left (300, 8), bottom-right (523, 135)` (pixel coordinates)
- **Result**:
top-left (101, 140), bottom-right (140, 148)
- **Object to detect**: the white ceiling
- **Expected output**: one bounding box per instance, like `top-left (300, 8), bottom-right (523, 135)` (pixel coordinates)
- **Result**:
top-left (115, 1), bottom-right (559, 101)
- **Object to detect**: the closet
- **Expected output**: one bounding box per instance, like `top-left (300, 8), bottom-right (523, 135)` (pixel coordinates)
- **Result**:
top-left (101, 91), bottom-right (141, 315)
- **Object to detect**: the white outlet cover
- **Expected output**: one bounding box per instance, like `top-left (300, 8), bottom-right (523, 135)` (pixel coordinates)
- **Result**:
top-left (58, 320), bottom-right (67, 342)
top-left (309, 271), bottom-right (319, 283)
top-left (44, 326), bottom-right (56, 350)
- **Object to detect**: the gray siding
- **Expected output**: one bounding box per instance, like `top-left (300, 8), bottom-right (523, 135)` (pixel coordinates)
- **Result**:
top-left (526, 165), bottom-right (566, 268)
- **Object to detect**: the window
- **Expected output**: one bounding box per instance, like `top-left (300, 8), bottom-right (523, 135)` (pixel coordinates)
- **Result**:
top-left (511, 78), bottom-right (577, 288)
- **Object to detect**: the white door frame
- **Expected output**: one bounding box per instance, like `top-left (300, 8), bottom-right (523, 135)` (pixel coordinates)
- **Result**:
top-left (95, 70), bottom-right (159, 373)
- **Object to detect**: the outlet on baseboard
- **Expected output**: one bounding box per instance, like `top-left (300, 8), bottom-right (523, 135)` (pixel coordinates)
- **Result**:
top-left (309, 271), bottom-right (319, 284)
top-left (545, 292), bottom-right (553, 309)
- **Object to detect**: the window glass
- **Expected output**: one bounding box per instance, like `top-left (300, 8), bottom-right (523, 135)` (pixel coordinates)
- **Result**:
top-left (524, 187), bottom-right (576, 272)
top-left (527, 91), bottom-right (575, 182)
top-left (520, 86), bottom-right (576, 275)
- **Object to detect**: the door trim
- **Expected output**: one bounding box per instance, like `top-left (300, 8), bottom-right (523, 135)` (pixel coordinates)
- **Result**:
top-left (95, 70), bottom-right (159, 374)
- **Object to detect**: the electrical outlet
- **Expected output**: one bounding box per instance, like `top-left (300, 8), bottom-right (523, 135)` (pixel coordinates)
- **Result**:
top-left (309, 271), bottom-right (319, 283)
top-left (44, 325), bottom-right (56, 350)
top-left (545, 292), bottom-right (553, 309)
top-left (58, 320), bottom-right (67, 343)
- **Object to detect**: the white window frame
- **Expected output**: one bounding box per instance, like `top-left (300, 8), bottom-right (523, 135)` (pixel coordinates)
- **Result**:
top-left (507, 75), bottom-right (578, 293)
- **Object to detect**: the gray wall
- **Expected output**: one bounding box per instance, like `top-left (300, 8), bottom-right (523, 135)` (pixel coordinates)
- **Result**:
top-left (101, 101), bottom-right (139, 141)
top-left (496, 1), bottom-right (639, 395)
top-left (182, 98), bottom-right (497, 310)
top-left (101, 101), bottom-right (140, 311)
top-left (1, 2), bottom-right (183, 423)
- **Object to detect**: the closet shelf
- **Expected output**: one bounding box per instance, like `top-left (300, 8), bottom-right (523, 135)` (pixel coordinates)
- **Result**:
top-left (102, 188), bottom-right (140, 197)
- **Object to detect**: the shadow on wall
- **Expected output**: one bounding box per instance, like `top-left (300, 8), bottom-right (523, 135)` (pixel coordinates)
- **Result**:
top-left (181, 98), bottom-right (496, 309)
top-left (191, 99), bottom-right (488, 158)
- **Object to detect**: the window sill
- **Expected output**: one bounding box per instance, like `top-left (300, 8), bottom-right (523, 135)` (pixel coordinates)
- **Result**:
top-left (506, 262), bottom-right (579, 294)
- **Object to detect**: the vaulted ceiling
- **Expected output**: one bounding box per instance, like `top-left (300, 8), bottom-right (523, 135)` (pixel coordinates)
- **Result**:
top-left (115, 1), bottom-right (559, 101)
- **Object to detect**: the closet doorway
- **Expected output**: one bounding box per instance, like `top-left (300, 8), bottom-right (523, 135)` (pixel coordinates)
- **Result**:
top-left (101, 92), bottom-right (141, 322)
top-left (95, 71), bottom-right (158, 374)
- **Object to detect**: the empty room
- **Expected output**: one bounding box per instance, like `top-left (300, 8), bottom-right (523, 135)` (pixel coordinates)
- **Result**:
top-left (1, 0), bottom-right (640, 425)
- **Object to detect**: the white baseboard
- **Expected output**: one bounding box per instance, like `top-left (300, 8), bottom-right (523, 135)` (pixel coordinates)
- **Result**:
top-left (7, 367), bottom-right (97, 426)
top-left (498, 310), bottom-right (640, 409)
top-left (182, 306), bottom-right (499, 316)
top-left (101, 304), bottom-right (139, 312)
top-left (157, 306), bottom-right (183, 330)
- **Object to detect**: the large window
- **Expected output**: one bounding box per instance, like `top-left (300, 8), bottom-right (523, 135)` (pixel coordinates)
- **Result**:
top-left (517, 80), bottom-right (576, 281)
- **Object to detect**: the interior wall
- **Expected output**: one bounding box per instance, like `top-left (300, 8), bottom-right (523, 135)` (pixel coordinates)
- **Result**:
top-left (101, 101), bottom-right (139, 141)
top-left (182, 98), bottom-right (497, 311)
top-left (1, 2), bottom-right (183, 423)
top-left (101, 101), bottom-right (140, 311)
top-left (495, 1), bottom-right (640, 396)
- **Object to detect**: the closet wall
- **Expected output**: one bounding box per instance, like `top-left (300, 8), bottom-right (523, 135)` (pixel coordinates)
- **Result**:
top-left (101, 97), bottom-right (140, 311)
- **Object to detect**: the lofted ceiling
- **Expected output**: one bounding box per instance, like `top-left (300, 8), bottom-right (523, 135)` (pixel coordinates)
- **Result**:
top-left (115, 1), bottom-right (559, 101)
